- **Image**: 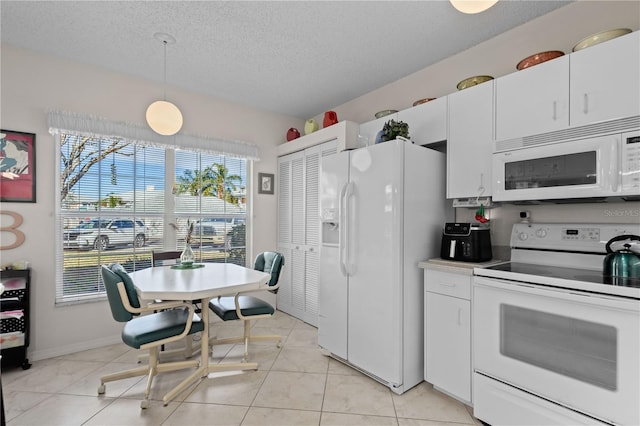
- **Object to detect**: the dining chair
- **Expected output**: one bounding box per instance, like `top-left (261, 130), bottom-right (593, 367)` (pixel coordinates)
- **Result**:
top-left (151, 250), bottom-right (182, 266)
top-left (98, 263), bottom-right (203, 408)
top-left (148, 250), bottom-right (199, 359)
top-left (208, 251), bottom-right (285, 361)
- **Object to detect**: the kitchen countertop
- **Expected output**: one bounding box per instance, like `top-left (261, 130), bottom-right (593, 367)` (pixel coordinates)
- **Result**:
top-left (418, 258), bottom-right (508, 276)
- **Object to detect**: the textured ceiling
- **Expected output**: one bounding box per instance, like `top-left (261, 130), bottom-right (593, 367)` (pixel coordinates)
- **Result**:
top-left (1, 1), bottom-right (570, 119)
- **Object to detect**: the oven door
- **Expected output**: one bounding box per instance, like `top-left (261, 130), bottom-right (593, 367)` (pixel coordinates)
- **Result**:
top-left (492, 133), bottom-right (619, 201)
top-left (473, 276), bottom-right (640, 426)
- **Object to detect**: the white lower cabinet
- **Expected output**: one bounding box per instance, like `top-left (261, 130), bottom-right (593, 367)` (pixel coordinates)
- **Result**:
top-left (425, 268), bottom-right (472, 404)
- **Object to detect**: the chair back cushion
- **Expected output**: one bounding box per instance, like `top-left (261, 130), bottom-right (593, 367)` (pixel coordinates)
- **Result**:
top-left (101, 265), bottom-right (134, 322)
top-left (109, 263), bottom-right (141, 309)
top-left (151, 250), bottom-right (182, 267)
top-left (254, 251), bottom-right (284, 288)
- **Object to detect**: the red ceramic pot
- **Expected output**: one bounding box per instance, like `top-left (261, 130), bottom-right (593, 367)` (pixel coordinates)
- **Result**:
top-left (287, 128), bottom-right (300, 141)
top-left (323, 111), bottom-right (338, 128)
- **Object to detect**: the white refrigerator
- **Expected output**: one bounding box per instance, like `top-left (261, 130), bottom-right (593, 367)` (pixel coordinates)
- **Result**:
top-left (318, 139), bottom-right (451, 394)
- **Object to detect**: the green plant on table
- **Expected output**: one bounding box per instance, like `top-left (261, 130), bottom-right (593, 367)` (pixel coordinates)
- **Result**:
top-left (185, 219), bottom-right (194, 245)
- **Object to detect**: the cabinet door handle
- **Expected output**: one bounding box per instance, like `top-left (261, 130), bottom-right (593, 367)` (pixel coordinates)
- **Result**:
top-left (439, 282), bottom-right (456, 288)
top-left (552, 101), bottom-right (557, 121)
top-left (583, 93), bottom-right (589, 114)
top-left (457, 308), bottom-right (463, 325)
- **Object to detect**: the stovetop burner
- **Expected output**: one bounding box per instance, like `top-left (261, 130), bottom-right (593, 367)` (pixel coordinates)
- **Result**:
top-left (484, 262), bottom-right (640, 288)
top-left (474, 223), bottom-right (640, 299)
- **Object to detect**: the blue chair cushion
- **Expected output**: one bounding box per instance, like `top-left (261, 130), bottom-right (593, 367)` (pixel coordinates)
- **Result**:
top-left (109, 263), bottom-right (141, 309)
top-left (254, 252), bottom-right (284, 291)
top-left (209, 296), bottom-right (275, 321)
top-left (122, 308), bottom-right (204, 349)
top-left (102, 265), bottom-right (133, 323)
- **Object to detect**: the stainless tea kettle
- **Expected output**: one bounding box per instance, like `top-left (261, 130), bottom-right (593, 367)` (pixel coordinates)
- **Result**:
top-left (603, 235), bottom-right (640, 282)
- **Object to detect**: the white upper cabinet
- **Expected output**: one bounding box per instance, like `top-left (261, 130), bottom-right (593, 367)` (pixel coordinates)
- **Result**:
top-left (494, 31), bottom-right (639, 142)
top-left (397, 97), bottom-right (447, 145)
top-left (277, 120), bottom-right (359, 157)
top-left (360, 99), bottom-right (447, 147)
top-left (447, 81), bottom-right (494, 199)
top-left (495, 55), bottom-right (569, 141)
top-left (569, 31), bottom-right (640, 127)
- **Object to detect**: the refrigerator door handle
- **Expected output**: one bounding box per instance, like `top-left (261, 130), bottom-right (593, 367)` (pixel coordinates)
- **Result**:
top-left (339, 183), bottom-right (348, 276)
top-left (343, 182), bottom-right (354, 276)
top-left (340, 182), bottom-right (353, 277)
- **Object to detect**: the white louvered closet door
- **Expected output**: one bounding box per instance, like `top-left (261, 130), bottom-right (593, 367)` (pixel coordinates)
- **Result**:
top-left (276, 140), bottom-right (337, 326)
top-left (290, 153), bottom-right (306, 317)
top-left (277, 155), bottom-right (294, 311)
top-left (303, 142), bottom-right (338, 324)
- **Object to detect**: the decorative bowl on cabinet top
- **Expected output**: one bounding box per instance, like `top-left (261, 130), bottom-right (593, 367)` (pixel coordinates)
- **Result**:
top-left (572, 28), bottom-right (632, 52)
top-left (516, 50), bottom-right (564, 70)
top-left (456, 75), bottom-right (493, 90)
top-left (412, 98), bottom-right (436, 107)
top-left (374, 109), bottom-right (398, 119)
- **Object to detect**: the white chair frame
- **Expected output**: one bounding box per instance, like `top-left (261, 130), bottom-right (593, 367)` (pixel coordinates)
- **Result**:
top-left (98, 280), bottom-right (201, 408)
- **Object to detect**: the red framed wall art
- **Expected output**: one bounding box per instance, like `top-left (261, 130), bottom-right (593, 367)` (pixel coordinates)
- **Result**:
top-left (1, 129), bottom-right (36, 203)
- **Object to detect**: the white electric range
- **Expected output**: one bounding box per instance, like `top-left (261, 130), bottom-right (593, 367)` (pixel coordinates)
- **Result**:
top-left (472, 222), bottom-right (640, 426)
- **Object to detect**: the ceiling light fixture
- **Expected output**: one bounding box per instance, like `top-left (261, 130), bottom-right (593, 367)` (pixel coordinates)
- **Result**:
top-left (450, 0), bottom-right (498, 14)
top-left (146, 32), bottom-right (183, 136)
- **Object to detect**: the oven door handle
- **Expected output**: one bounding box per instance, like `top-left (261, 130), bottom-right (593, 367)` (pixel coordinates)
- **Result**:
top-left (473, 276), bottom-right (639, 311)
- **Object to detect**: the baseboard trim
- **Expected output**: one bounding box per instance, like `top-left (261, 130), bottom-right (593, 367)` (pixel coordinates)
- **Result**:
top-left (29, 334), bottom-right (122, 362)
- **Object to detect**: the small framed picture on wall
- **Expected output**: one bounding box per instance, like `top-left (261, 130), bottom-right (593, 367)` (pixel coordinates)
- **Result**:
top-left (258, 173), bottom-right (274, 195)
top-left (1, 129), bottom-right (36, 203)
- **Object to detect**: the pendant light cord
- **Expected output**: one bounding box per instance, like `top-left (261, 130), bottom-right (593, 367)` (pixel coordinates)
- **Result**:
top-left (163, 40), bottom-right (167, 101)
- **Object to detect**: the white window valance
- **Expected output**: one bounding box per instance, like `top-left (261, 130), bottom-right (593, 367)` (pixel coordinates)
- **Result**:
top-left (47, 110), bottom-right (260, 160)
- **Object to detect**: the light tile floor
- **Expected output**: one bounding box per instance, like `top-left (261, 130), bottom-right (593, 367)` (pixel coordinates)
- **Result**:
top-left (2, 311), bottom-right (483, 426)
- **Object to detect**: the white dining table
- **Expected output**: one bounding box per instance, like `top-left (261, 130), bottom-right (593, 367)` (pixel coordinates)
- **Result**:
top-left (129, 262), bottom-right (271, 405)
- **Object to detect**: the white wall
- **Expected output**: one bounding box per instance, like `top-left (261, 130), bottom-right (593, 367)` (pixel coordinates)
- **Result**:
top-left (2, 1), bottom-right (640, 360)
top-left (312, 1), bottom-right (640, 125)
top-left (456, 202), bottom-right (640, 260)
top-left (310, 0), bottom-right (640, 254)
top-left (0, 44), bottom-right (304, 360)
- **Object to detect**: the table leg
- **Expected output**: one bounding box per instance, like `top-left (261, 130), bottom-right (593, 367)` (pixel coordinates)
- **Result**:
top-left (161, 297), bottom-right (211, 405)
top-left (161, 296), bottom-right (258, 406)
top-left (204, 296), bottom-right (257, 374)
top-left (200, 297), bottom-right (210, 374)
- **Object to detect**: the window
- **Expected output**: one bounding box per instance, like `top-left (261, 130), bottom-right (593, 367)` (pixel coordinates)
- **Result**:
top-left (174, 150), bottom-right (247, 266)
top-left (55, 133), bottom-right (248, 304)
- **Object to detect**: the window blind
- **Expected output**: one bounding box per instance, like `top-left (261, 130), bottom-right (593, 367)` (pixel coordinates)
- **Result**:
top-left (48, 110), bottom-right (260, 160)
top-left (53, 119), bottom-right (250, 304)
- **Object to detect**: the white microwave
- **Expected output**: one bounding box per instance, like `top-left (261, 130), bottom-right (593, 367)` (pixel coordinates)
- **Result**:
top-left (492, 130), bottom-right (640, 202)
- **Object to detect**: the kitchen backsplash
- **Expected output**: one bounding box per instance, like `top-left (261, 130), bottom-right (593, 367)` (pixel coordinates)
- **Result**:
top-left (455, 201), bottom-right (640, 260)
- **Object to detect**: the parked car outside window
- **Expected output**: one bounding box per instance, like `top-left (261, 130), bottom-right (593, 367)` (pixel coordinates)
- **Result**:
top-left (63, 218), bottom-right (148, 250)
top-left (197, 218), bottom-right (244, 236)
top-left (190, 222), bottom-right (229, 248)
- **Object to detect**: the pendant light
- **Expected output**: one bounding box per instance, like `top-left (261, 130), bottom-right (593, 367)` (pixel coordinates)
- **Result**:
top-left (146, 32), bottom-right (183, 136)
top-left (450, 0), bottom-right (498, 14)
